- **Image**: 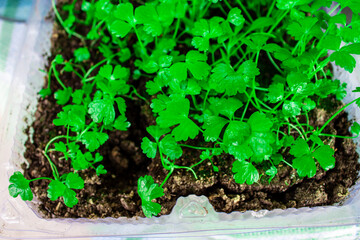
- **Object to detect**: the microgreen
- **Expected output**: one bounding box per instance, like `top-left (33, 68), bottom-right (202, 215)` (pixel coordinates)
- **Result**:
top-left (9, 0), bottom-right (360, 218)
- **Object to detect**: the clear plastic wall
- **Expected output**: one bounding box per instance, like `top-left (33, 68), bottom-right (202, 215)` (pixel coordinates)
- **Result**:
top-left (0, 0), bottom-right (359, 239)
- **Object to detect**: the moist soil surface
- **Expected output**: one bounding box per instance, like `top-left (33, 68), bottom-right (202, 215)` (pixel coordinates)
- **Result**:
top-left (22, 2), bottom-right (360, 218)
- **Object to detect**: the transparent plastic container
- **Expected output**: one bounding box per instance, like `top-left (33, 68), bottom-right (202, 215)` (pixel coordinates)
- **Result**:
top-left (1, 0), bottom-right (360, 239)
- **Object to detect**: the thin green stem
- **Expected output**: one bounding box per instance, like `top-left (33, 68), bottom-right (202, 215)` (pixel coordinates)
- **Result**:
top-left (318, 98), bottom-right (359, 134)
top-left (203, 89), bottom-right (210, 110)
top-left (173, 18), bottom-right (181, 39)
top-left (29, 177), bottom-right (53, 182)
top-left (83, 52), bottom-right (121, 81)
top-left (235, 0), bottom-right (253, 22)
top-left (292, 117), bottom-right (308, 139)
top-left (51, 0), bottom-right (85, 41)
top-left (318, 133), bottom-right (358, 139)
top-left (52, 65), bottom-right (67, 89)
top-left (281, 159), bottom-right (294, 168)
top-left (328, 3), bottom-right (341, 15)
top-left (309, 58), bottom-right (330, 79)
top-left (266, 0), bottom-right (276, 18)
top-left (126, 86), bottom-right (149, 103)
top-left (224, 0), bottom-right (232, 9)
top-left (174, 165), bottom-right (198, 179)
top-left (43, 134), bottom-right (75, 180)
top-left (158, 144), bottom-right (171, 171)
top-left (180, 144), bottom-right (217, 150)
top-left (160, 168), bottom-right (174, 188)
top-left (266, 51), bottom-right (284, 75)
top-left (268, 10), bottom-right (289, 34)
top-left (133, 27), bottom-right (147, 55)
top-left (286, 121), bottom-right (306, 140)
top-left (271, 92), bottom-right (293, 112)
top-left (199, 2), bottom-right (211, 19)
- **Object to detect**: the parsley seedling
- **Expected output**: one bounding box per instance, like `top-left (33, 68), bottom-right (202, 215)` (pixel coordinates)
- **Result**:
top-left (9, 0), bottom-right (360, 218)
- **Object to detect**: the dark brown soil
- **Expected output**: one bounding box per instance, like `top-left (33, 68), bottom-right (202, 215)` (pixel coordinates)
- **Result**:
top-left (21, 2), bottom-right (360, 218)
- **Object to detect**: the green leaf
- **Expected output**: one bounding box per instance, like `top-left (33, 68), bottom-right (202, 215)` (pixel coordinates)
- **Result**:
top-left (238, 60), bottom-right (260, 79)
top-left (39, 88), bottom-right (52, 98)
top-left (88, 95), bottom-right (115, 125)
top-left (340, 43), bottom-right (360, 55)
top-left (249, 132), bottom-right (274, 163)
top-left (232, 160), bottom-right (259, 184)
top-left (351, 122), bottom-right (360, 136)
top-left (110, 3), bottom-right (135, 37)
top-left (113, 3), bottom-right (135, 26)
top-left (282, 100), bottom-right (301, 117)
top-left (267, 83), bottom-right (284, 103)
top-left (249, 17), bottom-right (275, 31)
top-left (95, 165), bottom-right (107, 176)
top-left (317, 34), bottom-right (341, 51)
top-left (137, 175), bottom-right (164, 218)
top-left (146, 78), bottom-right (163, 95)
top-left (286, 17), bottom-right (318, 40)
top-left (63, 61), bottom-right (75, 72)
top-left (151, 94), bottom-right (170, 113)
top-left (248, 112), bottom-right (273, 132)
top-left (99, 64), bottom-right (129, 81)
top-left (110, 20), bottom-right (132, 38)
top-left (47, 180), bottom-right (66, 201)
top-left (276, 0), bottom-right (312, 10)
top-left (135, 4), bottom-right (174, 37)
top-left (337, 0), bottom-right (360, 14)
top-left (74, 47), bottom-right (90, 62)
top-left (81, 1), bottom-right (91, 11)
top-left (292, 155), bottom-right (316, 178)
top-left (290, 138), bottom-right (310, 157)
top-left (63, 188), bottom-right (78, 208)
top-left (228, 143), bottom-right (253, 161)
top-left (186, 51), bottom-right (210, 80)
top-left (113, 115), bottom-right (131, 131)
top-left (94, 0), bottom-right (113, 20)
top-left (208, 97), bottom-right (243, 119)
top-left (54, 87), bottom-right (72, 105)
top-left (265, 166), bottom-right (277, 183)
top-left (54, 54), bottom-right (64, 64)
top-left (312, 145), bottom-right (335, 171)
top-left (191, 18), bottom-right (223, 51)
top-left (223, 121), bottom-right (251, 146)
top-left (170, 62), bottom-right (187, 81)
top-left (115, 97), bottom-right (127, 115)
top-left (302, 98), bottom-right (316, 111)
top-left (54, 141), bottom-right (67, 153)
top-left (227, 8), bottom-right (245, 26)
top-left (65, 173), bottom-right (84, 189)
top-left (203, 116), bottom-right (228, 142)
top-left (72, 89), bottom-right (84, 104)
top-left (157, 98), bottom-right (199, 141)
top-left (290, 138), bottom-right (319, 178)
top-left (330, 51), bottom-right (356, 73)
top-left (8, 172), bottom-right (33, 201)
top-left (159, 134), bottom-right (182, 160)
top-left (170, 51), bottom-right (210, 81)
top-left (314, 78), bottom-right (346, 100)
top-left (210, 63), bottom-right (246, 96)
top-left (191, 37), bottom-right (209, 51)
top-left (80, 131), bottom-right (109, 152)
top-left (53, 105), bottom-right (86, 132)
top-left (310, 134), bottom-right (324, 146)
top-left (147, 125), bottom-right (171, 142)
top-left (141, 137), bottom-right (158, 158)
top-left (246, 112), bottom-right (275, 163)
top-left (72, 150), bottom-right (91, 171)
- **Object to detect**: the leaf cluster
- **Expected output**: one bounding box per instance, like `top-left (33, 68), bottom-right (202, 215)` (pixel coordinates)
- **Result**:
top-left (9, 0), bottom-right (360, 217)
